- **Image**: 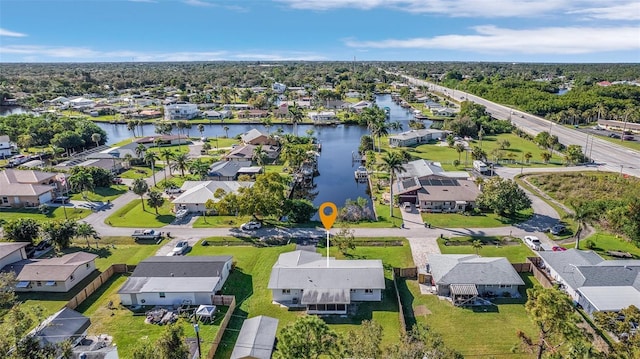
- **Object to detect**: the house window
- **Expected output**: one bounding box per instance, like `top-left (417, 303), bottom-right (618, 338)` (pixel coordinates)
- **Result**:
top-left (36, 281), bottom-right (42, 287)
top-left (159, 292), bottom-right (166, 298)
top-left (282, 289), bottom-right (291, 295)
top-left (365, 289), bottom-right (374, 294)
top-left (86, 263), bottom-right (90, 268)
top-left (70, 275), bottom-right (74, 281)
top-left (1, 197), bottom-right (7, 204)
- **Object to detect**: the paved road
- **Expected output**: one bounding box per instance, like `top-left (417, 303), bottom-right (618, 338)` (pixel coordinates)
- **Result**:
top-left (394, 72), bottom-right (640, 178)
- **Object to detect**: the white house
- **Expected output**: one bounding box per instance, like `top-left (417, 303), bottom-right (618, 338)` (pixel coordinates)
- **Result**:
top-left (537, 249), bottom-right (640, 314)
top-left (68, 97), bottom-right (95, 108)
top-left (272, 82), bottom-right (287, 93)
top-left (3, 252), bottom-right (98, 292)
top-left (230, 316), bottom-right (279, 359)
top-left (172, 181), bottom-right (254, 213)
top-left (0, 135), bottom-right (12, 158)
top-left (118, 256), bottom-right (233, 306)
top-left (0, 242), bottom-right (28, 270)
top-left (164, 103), bottom-right (199, 120)
top-left (426, 254), bottom-right (524, 305)
top-left (268, 250), bottom-right (385, 314)
top-left (388, 129), bottom-right (447, 147)
top-left (307, 111), bottom-right (337, 124)
top-left (350, 101), bottom-right (372, 112)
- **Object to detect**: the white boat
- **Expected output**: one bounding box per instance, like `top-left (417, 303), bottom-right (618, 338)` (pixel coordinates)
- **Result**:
top-left (354, 166), bottom-right (368, 181)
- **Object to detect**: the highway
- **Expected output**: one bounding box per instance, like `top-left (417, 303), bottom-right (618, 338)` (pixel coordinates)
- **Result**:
top-left (395, 72), bottom-right (640, 178)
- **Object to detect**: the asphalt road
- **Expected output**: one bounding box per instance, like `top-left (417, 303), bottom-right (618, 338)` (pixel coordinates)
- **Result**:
top-left (394, 72), bottom-right (640, 178)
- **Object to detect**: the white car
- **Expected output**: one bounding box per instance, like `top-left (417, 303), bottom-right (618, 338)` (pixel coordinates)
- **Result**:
top-left (240, 221), bottom-right (262, 230)
top-left (524, 236), bottom-right (542, 251)
top-left (169, 240), bottom-right (189, 256)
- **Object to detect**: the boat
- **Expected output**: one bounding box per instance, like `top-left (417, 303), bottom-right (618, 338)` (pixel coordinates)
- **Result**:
top-left (354, 166), bottom-right (368, 181)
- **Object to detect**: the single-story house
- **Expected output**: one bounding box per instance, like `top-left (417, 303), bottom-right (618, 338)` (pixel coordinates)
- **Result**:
top-left (203, 110), bottom-right (232, 120)
top-left (172, 180), bottom-right (254, 213)
top-left (241, 129), bottom-right (278, 146)
top-left (223, 104), bottom-right (252, 111)
top-left (118, 256), bottom-right (233, 306)
top-left (133, 134), bottom-right (189, 146)
top-left (68, 97), bottom-right (95, 109)
top-left (432, 108), bottom-right (457, 117)
top-left (230, 316), bottom-right (279, 359)
top-left (0, 135), bottom-right (12, 158)
top-left (164, 103), bottom-right (199, 120)
top-left (134, 109), bottom-right (162, 119)
top-left (0, 169), bottom-right (60, 208)
top-left (3, 252), bottom-right (98, 292)
top-left (237, 110), bottom-right (270, 119)
top-left (307, 111), bottom-right (337, 124)
top-left (208, 160), bottom-right (255, 181)
top-left (323, 100), bottom-right (350, 110)
top-left (268, 250), bottom-right (385, 314)
top-left (76, 158), bottom-right (123, 174)
top-left (272, 82), bottom-right (287, 93)
top-left (426, 254), bottom-right (524, 305)
top-left (537, 249), bottom-right (640, 314)
top-left (225, 144), bottom-right (279, 162)
top-left (388, 129), bottom-right (447, 147)
top-left (350, 101), bottom-right (372, 112)
top-left (0, 242), bottom-right (29, 270)
top-left (30, 308), bottom-right (90, 348)
top-left (394, 160), bottom-right (478, 212)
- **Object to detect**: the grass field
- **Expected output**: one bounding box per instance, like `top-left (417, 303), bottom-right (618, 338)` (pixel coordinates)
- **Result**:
top-left (69, 185), bottom-right (128, 202)
top-left (0, 206), bottom-right (91, 223)
top-left (398, 274), bottom-right (539, 358)
top-left (422, 209), bottom-right (533, 228)
top-left (437, 236), bottom-right (536, 263)
top-left (120, 166), bottom-right (156, 179)
top-left (192, 215), bottom-right (253, 228)
top-left (186, 242), bottom-right (414, 358)
top-left (106, 199), bottom-right (175, 227)
top-left (564, 232), bottom-right (640, 259)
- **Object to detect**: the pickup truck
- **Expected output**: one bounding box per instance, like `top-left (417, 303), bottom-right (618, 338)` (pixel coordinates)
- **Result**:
top-left (132, 229), bottom-right (162, 240)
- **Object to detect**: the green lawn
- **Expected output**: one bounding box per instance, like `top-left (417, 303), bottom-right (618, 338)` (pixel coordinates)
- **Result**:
top-left (120, 166), bottom-right (156, 179)
top-left (593, 133), bottom-right (640, 151)
top-left (564, 232), bottom-right (640, 259)
top-left (188, 242), bottom-right (414, 358)
top-left (192, 215), bottom-right (253, 228)
top-left (69, 185), bottom-right (128, 202)
top-left (422, 209), bottom-right (533, 228)
top-left (0, 206), bottom-right (91, 223)
top-left (77, 274), bottom-right (223, 358)
top-left (437, 236), bottom-right (535, 263)
top-left (398, 274), bottom-right (539, 358)
top-left (105, 199), bottom-right (175, 227)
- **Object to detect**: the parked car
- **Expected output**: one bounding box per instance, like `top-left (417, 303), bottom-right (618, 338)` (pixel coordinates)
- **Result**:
top-left (111, 177), bottom-right (123, 184)
top-left (403, 202), bottom-right (412, 212)
top-left (132, 229), bottom-right (162, 240)
top-left (622, 135), bottom-right (634, 141)
top-left (609, 133), bottom-right (621, 139)
top-left (549, 224), bottom-right (566, 235)
top-left (524, 236), bottom-right (543, 251)
top-left (170, 240), bottom-right (189, 256)
top-left (52, 196), bottom-right (70, 204)
top-left (165, 187), bottom-right (184, 195)
top-left (240, 221), bottom-right (262, 230)
top-left (552, 246), bottom-right (567, 252)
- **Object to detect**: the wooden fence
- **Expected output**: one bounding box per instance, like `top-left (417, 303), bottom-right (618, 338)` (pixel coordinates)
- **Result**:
top-left (526, 257), bottom-right (554, 288)
top-left (206, 295), bottom-right (237, 359)
top-left (393, 267), bottom-right (418, 279)
top-left (511, 262), bottom-right (532, 273)
top-left (391, 271), bottom-right (407, 334)
top-left (66, 263), bottom-right (131, 310)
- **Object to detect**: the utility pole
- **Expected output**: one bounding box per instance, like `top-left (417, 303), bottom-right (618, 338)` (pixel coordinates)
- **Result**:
top-left (193, 323), bottom-right (201, 358)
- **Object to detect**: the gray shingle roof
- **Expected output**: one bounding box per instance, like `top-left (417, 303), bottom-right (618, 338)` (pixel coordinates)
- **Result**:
top-left (0, 242), bottom-right (28, 261)
top-left (131, 256), bottom-right (232, 277)
top-left (427, 254), bottom-right (524, 286)
top-left (33, 308), bottom-right (90, 346)
top-left (208, 160), bottom-right (252, 177)
top-left (268, 250), bottom-right (385, 290)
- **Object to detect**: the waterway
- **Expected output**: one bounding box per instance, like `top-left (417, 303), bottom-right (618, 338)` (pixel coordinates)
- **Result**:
top-left (4, 95), bottom-right (423, 214)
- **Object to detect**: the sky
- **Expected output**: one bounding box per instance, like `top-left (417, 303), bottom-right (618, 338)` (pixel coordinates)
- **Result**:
top-left (0, 0), bottom-right (639, 63)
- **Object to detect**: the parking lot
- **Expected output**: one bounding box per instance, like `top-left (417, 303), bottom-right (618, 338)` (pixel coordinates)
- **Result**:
top-left (580, 127), bottom-right (638, 142)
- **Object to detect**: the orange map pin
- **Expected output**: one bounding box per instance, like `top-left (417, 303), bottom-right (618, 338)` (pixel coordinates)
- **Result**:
top-left (319, 202), bottom-right (337, 230)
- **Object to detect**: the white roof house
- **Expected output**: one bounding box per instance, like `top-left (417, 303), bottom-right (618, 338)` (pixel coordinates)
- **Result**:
top-left (388, 129), bottom-right (447, 147)
top-left (172, 181), bottom-right (253, 213)
top-left (307, 111), bottom-right (337, 123)
top-left (268, 250), bottom-right (385, 314)
top-left (230, 316), bottom-right (279, 359)
top-left (538, 249), bottom-right (640, 314)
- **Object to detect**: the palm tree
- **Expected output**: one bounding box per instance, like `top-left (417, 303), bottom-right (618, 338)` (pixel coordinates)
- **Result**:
top-left (288, 103), bottom-right (304, 136)
top-left (123, 153), bottom-right (133, 169)
top-left (389, 120), bottom-right (403, 132)
top-left (69, 169), bottom-right (94, 198)
top-left (371, 120), bottom-right (390, 152)
top-left (524, 152), bottom-right (533, 163)
top-left (147, 190), bottom-right (165, 215)
top-left (91, 133), bottom-right (102, 148)
top-left (143, 151), bottom-right (159, 187)
top-left (172, 153), bottom-right (189, 177)
top-left (188, 159), bottom-right (210, 180)
top-left (253, 145), bottom-right (268, 172)
top-left (380, 151), bottom-right (406, 217)
top-left (132, 178), bottom-right (149, 212)
top-left (223, 126), bottom-right (230, 138)
top-left (76, 222), bottom-right (98, 248)
top-left (135, 144), bottom-right (146, 159)
top-left (160, 148), bottom-right (174, 179)
top-left (570, 201), bottom-right (591, 249)
top-left (127, 120), bottom-right (137, 137)
top-left (472, 240), bottom-right (483, 255)
top-left (198, 124), bottom-right (205, 138)
top-left (455, 143), bottom-right (466, 163)
top-left (175, 121), bottom-right (186, 151)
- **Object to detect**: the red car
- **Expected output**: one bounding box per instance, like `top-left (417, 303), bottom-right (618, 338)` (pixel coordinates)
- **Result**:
top-left (552, 246), bottom-right (567, 252)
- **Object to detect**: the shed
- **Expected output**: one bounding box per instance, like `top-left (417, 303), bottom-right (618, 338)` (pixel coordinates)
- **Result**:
top-left (230, 316), bottom-right (279, 359)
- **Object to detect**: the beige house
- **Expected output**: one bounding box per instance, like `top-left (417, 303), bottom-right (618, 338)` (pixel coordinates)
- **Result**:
top-left (0, 169), bottom-right (60, 208)
top-left (2, 251), bottom-right (97, 292)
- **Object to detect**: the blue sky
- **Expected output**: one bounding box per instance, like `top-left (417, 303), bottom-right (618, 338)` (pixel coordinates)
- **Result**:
top-left (1, 0), bottom-right (639, 63)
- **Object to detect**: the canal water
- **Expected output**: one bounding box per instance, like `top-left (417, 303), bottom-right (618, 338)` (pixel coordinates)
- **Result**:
top-left (3, 95), bottom-right (422, 214)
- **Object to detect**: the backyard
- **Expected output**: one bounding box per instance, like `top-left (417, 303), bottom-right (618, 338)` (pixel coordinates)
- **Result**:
top-left (105, 199), bottom-right (175, 227)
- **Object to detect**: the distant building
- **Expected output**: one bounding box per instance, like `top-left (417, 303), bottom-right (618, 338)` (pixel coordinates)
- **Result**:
top-left (272, 82), bottom-right (287, 93)
top-left (388, 129), bottom-right (447, 147)
top-left (307, 111), bottom-right (337, 124)
top-left (240, 129), bottom-right (278, 146)
top-left (164, 103), bottom-right (199, 120)
top-left (172, 180), bottom-right (254, 213)
top-left (0, 135), bottom-right (13, 158)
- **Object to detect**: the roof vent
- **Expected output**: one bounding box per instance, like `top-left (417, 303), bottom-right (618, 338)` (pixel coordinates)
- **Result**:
top-left (170, 273), bottom-right (174, 277)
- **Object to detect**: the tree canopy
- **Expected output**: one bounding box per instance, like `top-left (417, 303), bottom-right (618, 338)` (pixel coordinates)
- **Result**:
top-left (476, 177), bottom-right (532, 216)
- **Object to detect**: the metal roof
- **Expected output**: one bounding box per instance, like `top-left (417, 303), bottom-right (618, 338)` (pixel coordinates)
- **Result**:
top-left (173, 181), bottom-right (253, 204)
top-left (450, 284), bottom-right (479, 296)
top-left (578, 286), bottom-right (640, 312)
top-left (230, 316), bottom-right (279, 359)
top-left (32, 308), bottom-right (90, 346)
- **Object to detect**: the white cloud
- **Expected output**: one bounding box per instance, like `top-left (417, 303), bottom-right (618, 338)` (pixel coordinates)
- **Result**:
top-left (0, 28), bottom-right (27, 37)
top-left (344, 25), bottom-right (640, 54)
top-left (183, 0), bottom-right (214, 7)
top-left (0, 44), bottom-right (325, 62)
top-left (569, 2), bottom-right (640, 20)
top-left (277, 0), bottom-right (639, 19)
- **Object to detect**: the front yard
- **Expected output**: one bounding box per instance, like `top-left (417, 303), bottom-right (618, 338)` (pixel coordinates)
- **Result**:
top-left (0, 206), bottom-right (91, 223)
top-left (437, 236), bottom-right (536, 263)
top-left (105, 199), bottom-right (175, 227)
top-left (423, 209), bottom-right (533, 228)
top-left (69, 185), bottom-right (128, 202)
